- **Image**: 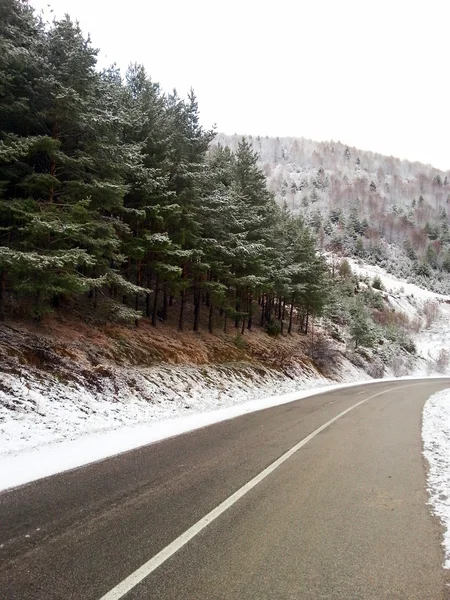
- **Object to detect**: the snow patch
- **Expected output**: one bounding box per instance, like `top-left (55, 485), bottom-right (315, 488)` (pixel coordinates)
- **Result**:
top-left (0, 364), bottom-right (334, 458)
top-left (422, 389), bottom-right (450, 568)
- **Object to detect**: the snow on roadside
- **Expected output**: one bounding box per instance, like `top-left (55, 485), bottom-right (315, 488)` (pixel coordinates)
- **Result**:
top-left (0, 373), bottom-right (445, 493)
top-left (0, 369), bottom-right (366, 492)
top-left (0, 363), bottom-right (337, 457)
top-left (0, 355), bottom-right (364, 491)
top-left (422, 389), bottom-right (450, 568)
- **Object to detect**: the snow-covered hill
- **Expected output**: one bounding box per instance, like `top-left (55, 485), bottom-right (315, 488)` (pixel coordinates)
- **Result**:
top-left (213, 134), bottom-right (450, 294)
top-left (213, 134), bottom-right (449, 215)
top-left (345, 257), bottom-right (450, 372)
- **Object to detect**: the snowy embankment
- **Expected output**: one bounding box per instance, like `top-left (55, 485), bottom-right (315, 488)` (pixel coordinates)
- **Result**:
top-left (0, 373), bottom-right (442, 493)
top-left (423, 389), bottom-right (450, 569)
top-left (0, 357), bottom-right (367, 491)
top-left (1, 378), bottom-right (371, 492)
top-left (0, 373), bottom-right (450, 496)
top-left (0, 362), bottom-right (330, 457)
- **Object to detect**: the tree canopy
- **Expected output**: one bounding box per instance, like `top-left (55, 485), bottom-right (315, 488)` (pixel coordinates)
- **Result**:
top-left (0, 0), bottom-right (329, 331)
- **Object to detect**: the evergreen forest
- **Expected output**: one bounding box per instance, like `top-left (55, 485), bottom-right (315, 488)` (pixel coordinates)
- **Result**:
top-left (0, 0), bottom-right (329, 334)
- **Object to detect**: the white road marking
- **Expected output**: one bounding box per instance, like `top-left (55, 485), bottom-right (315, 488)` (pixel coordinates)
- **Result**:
top-left (98, 383), bottom-right (421, 600)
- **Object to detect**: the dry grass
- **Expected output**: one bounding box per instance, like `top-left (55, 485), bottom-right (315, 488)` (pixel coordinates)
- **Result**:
top-left (0, 313), bottom-right (319, 380)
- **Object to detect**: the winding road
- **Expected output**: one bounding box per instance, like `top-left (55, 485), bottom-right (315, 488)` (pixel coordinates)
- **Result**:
top-left (1, 379), bottom-right (450, 599)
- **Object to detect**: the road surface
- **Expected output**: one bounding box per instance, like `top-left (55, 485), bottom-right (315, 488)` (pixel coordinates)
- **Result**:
top-left (1, 379), bottom-right (450, 599)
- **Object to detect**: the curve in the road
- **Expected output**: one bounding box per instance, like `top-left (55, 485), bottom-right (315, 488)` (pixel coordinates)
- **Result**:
top-left (98, 382), bottom-right (431, 600)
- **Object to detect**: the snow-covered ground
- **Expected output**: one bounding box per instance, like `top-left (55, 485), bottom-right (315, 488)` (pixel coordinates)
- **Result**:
top-left (422, 389), bottom-right (450, 569)
top-left (0, 378), bottom-right (374, 492)
top-left (0, 362), bottom-right (349, 457)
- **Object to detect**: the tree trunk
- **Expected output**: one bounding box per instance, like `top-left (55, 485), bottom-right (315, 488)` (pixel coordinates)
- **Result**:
top-left (241, 315), bottom-right (246, 335)
top-left (146, 293), bottom-right (151, 318)
top-left (304, 311), bottom-right (309, 335)
top-left (178, 289), bottom-right (185, 331)
top-left (247, 295), bottom-right (253, 330)
top-left (162, 286), bottom-right (168, 321)
top-left (151, 280), bottom-right (159, 327)
top-left (235, 292), bottom-right (240, 328)
top-left (265, 294), bottom-right (272, 323)
top-left (193, 285), bottom-right (200, 332)
top-left (0, 269), bottom-right (6, 321)
top-left (223, 312), bottom-right (228, 333)
top-left (260, 294), bottom-right (265, 326)
top-left (280, 298), bottom-right (286, 335)
top-left (34, 289), bottom-right (41, 323)
top-left (135, 260), bottom-right (141, 325)
top-left (208, 302), bottom-right (213, 334)
top-left (134, 290), bottom-right (139, 327)
top-left (288, 297), bottom-right (294, 335)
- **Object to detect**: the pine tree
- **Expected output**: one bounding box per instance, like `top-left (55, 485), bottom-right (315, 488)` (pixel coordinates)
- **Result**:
top-left (0, 7), bottom-right (145, 317)
top-left (350, 302), bottom-right (376, 349)
top-left (0, 1), bottom-right (333, 333)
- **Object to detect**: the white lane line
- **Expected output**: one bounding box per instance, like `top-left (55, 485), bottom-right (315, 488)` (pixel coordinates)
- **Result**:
top-left (98, 383), bottom-right (421, 600)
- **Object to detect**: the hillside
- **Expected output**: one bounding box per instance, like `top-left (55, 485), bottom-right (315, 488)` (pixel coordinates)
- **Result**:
top-left (2, 258), bottom-right (450, 468)
top-left (213, 134), bottom-right (450, 294)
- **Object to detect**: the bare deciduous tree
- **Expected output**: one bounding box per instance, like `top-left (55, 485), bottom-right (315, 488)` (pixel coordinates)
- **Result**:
top-left (435, 349), bottom-right (450, 374)
top-left (422, 300), bottom-right (440, 328)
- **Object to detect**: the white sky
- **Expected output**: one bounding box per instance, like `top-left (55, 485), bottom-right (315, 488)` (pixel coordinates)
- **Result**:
top-left (31, 0), bottom-right (449, 171)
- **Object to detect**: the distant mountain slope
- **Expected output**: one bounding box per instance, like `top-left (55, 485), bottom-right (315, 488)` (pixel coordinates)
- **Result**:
top-left (213, 134), bottom-right (450, 293)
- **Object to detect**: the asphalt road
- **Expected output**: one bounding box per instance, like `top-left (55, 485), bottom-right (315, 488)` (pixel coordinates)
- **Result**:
top-left (1, 379), bottom-right (450, 600)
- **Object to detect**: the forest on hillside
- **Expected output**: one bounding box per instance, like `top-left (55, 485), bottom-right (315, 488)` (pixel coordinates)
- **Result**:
top-left (215, 135), bottom-right (450, 294)
top-left (0, 0), bottom-right (330, 334)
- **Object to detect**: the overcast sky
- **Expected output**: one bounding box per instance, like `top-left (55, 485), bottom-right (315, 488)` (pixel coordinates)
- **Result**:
top-left (31, 0), bottom-right (449, 171)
